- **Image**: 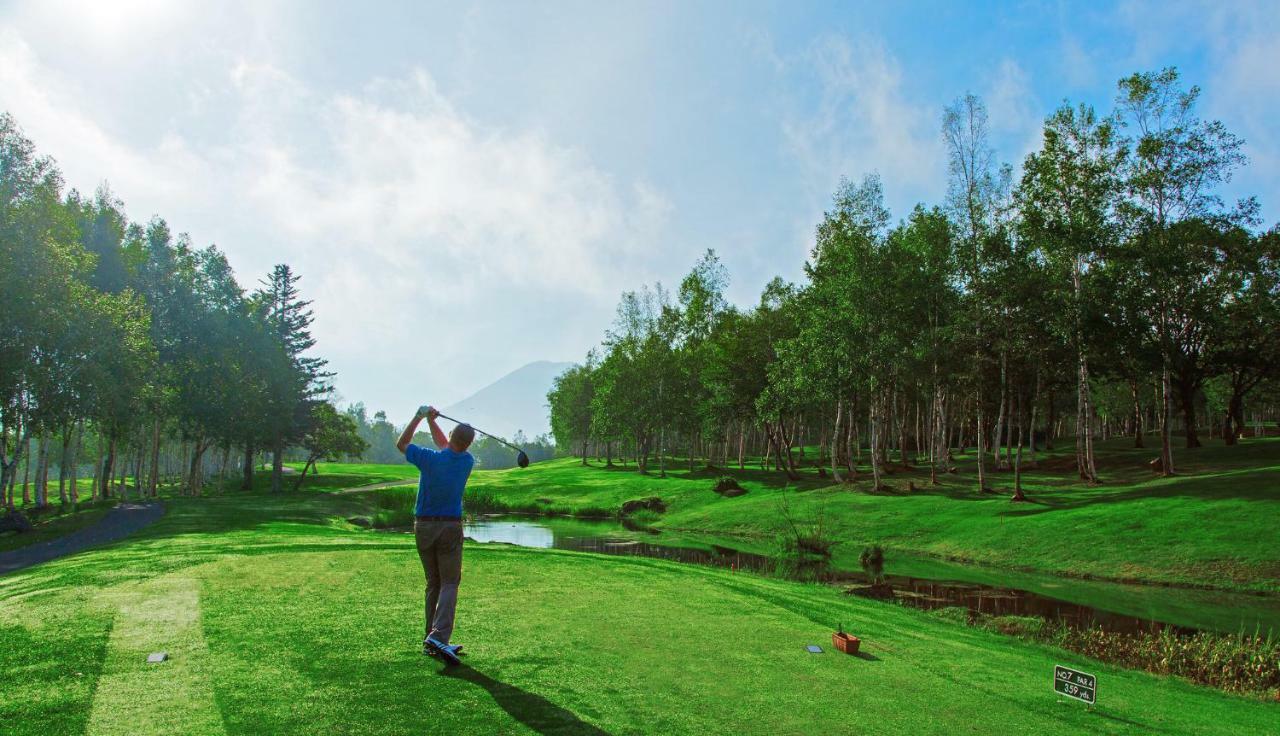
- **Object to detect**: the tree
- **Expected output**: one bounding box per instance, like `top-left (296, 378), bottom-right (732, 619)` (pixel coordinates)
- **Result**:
top-left (1019, 102), bottom-right (1124, 482)
top-left (257, 265), bottom-right (332, 493)
top-left (548, 357), bottom-right (596, 463)
top-left (591, 285), bottom-right (671, 474)
top-left (673, 249), bottom-right (730, 469)
top-left (781, 175), bottom-right (897, 486)
top-left (703, 278), bottom-right (797, 471)
top-left (1, 111), bottom-right (340, 505)
top-left (0, 113), bottom-right (82, 505)
top-left (1115, 67), bottom-right (1248, 468)
top-left (1206, 226), bottom-right (1280, 443)
top-left (892, 207), bottom-right (960, 485)
top-left (294, 402), bottom-right (367, 490)
top-left (942, 93), bottom-right (1011, 491)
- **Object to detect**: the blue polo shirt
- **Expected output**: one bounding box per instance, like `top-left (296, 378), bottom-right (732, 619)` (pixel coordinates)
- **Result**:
top-left (405, 443), bottom-right (475, 518)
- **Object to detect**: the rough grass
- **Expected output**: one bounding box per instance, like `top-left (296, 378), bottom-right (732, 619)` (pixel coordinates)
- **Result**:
top-left (2, 491), bottom-right (1277, 735)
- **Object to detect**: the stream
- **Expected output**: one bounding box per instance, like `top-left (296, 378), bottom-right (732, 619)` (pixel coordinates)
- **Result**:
top-left (459, 514), bottom-right (1280, 637)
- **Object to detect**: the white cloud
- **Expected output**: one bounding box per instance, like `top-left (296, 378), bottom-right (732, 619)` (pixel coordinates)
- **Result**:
top-left (0, 28), bottom-right (209, 210)
top-left (775, 34), bottom-right (946, 221)
top-left (1111, 0), bottom-right (1280, 221)
top-left (1057, 33), bottom-right (1098, 90)
top-left (769, 38), bottom-right (1041, 225)
top-left (983, 58), bottom-right (1042, 166)
top-left (1199, 9), bottom-right (1280, 219)
top-left (0, 24), bottom-right (672, 410)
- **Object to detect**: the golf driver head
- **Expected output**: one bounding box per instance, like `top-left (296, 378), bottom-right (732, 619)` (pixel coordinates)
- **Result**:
top-left (517, 451), bottom-right (530, 468)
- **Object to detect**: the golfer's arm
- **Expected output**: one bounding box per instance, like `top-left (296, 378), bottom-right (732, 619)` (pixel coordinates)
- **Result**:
top-left (396, 415), bottom-right (423, 455)
top-left (428, 417), bottom-right (449, 449)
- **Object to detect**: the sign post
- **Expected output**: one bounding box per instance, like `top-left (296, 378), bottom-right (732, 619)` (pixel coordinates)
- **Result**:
top-left (1054, 665), bottom-right (1097, 706)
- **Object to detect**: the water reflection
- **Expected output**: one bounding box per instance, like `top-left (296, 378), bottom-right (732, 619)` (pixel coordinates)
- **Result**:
top-left (465, 520), bottom-right (554, 548)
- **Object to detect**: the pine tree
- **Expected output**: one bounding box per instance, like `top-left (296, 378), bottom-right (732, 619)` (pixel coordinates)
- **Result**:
top-left (257, 264), bottom-right (332, 493)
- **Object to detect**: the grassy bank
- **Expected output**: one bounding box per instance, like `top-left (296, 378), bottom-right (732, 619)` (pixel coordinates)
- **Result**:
top-left (367, 436), bottom-right (1280, 593)
top-left (2, 491), bottom-right (1276, 735)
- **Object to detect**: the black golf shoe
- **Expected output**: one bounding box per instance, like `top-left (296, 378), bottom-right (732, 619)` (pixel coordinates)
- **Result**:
top-left (423, 638), bottom-right (463, 665)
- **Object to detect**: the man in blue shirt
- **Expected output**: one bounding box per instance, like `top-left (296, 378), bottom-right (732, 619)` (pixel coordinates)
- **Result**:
top-left (396, 405), bottom-right (476, 664)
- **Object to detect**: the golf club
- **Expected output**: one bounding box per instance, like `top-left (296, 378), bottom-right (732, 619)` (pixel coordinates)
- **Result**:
top-left (433, 411), bottom-right (531, 468)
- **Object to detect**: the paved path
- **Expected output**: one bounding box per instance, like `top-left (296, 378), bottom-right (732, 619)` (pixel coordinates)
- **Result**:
top-left (335, 479), bottom-right (416, 494)
top-left (0, 502), bottom-right (165, 576)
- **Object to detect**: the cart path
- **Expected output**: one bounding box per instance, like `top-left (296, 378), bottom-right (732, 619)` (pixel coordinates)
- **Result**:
top-left (0, 501), bottom-right (165, 576)
top-left (335, 479), bottom-right (417, 494)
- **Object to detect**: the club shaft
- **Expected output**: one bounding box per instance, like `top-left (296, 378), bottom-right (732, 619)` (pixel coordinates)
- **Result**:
top-left (434, 413), bottom-right (523, 453)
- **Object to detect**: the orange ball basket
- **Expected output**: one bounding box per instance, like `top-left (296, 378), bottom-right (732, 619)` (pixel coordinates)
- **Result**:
top-left (832, 631), bottom-right (860, 655)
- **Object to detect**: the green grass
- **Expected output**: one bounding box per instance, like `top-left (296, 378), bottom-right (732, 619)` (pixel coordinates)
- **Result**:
top-left (450, 437), bottom-right (1280, 593)
top-left (1, 490), bottom-right (1276, 735)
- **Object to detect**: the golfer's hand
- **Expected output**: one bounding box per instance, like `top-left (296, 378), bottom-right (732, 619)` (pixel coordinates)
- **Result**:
top-left (416, 405), bottom-right (431, 419)
top-left (426, 406), bottom-right (440, 420)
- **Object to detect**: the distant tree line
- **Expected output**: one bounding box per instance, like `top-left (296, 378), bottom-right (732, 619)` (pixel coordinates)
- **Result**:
top-left (0, 112), bottom-right (365, 509)
top-left (548, 68), bottom-right (1280, 496)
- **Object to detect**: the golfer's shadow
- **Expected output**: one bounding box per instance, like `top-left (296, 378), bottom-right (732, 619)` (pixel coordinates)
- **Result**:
top-left (442, 664), bottom-right (611, 736)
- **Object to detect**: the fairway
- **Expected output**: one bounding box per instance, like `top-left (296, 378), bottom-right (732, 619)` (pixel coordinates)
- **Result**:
top-left (2, 491), bottom-right (1277, 736)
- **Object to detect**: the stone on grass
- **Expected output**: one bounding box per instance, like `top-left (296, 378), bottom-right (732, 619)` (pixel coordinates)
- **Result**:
top-left (620, 497), bottom-right (667, 515)
top-left (0, 510), bottom-right (33, 533)
top-left (712, 476), bottom-right (747, 497)
top-left (147, 652), bottom-right (168, 663)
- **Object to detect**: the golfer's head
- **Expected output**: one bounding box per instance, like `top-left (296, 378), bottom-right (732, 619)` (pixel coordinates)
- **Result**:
top-left (450, 423), bottom-right (476, 451)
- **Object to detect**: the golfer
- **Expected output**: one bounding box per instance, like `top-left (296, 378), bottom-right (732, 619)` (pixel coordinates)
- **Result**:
top-left (396, 405), bottom-right (476, 664)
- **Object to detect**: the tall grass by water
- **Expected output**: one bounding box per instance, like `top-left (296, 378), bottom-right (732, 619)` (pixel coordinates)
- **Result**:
top-left (931, 608), bottom-right (1280, 698)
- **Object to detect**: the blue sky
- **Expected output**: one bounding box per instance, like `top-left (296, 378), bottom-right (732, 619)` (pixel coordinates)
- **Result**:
top-left (2, 0), bottom-right (1276, 415)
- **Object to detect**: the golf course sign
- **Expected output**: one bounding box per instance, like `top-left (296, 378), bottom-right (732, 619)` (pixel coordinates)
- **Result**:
top-left (1054, 665), bottom-right (1097, 705)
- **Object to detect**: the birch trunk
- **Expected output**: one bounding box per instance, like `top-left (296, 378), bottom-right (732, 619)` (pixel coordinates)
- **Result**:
top-left (35, 430), bottom-right (50, 507)
top-left (1011, 389), bottom-right (1026, 502)
top-left (991, 351), bottom-right (1007, 469)
top-left (68, 421), bottom-right (82, 504)
top-left (58, 426), bottom-right (72, 504)
top-left (1159, 365), bottom-right (1175, 476)
top-left (831, 399), bottom-right (845, 483)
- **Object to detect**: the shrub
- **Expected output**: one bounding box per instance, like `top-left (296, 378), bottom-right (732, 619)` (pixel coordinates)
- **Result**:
top-left (772, 490), bottom-right (836, 580)
top-left (987, 615), bottom-right (1045, 638)
top-left (787, 531), bottom-right (836, 558)
top-left (0, 509), bottom-right (33, 533)
top-left (926, 606), bottom-right (972, 625)
top-left (366, 487), bottom-right (413, 511)
top-left (712, 476), bottom-right (746, 496)
top-left (624, 508), bottom-right (662, 528)
top-left (859, 545), bottom-right (886, 584)
top-left (571, 505), bottom-right (615, 519)
top-left (620, 496), bottom-right (667, 515)
top-left (370, 507), bottom-right (415, 529)
top-left (1047, 625), bottom-right (1280, 697)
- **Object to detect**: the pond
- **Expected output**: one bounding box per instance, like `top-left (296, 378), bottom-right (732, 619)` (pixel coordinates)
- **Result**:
top-left (461, 514), bottom-right (1280, 637)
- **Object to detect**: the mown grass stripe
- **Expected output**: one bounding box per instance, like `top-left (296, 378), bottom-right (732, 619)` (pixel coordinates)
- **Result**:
top-left (87, 576), bottom-right (226, 736)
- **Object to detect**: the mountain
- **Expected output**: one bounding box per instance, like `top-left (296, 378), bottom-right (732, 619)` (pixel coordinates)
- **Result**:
top-left (441, 361), bottom-right (574, 442)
